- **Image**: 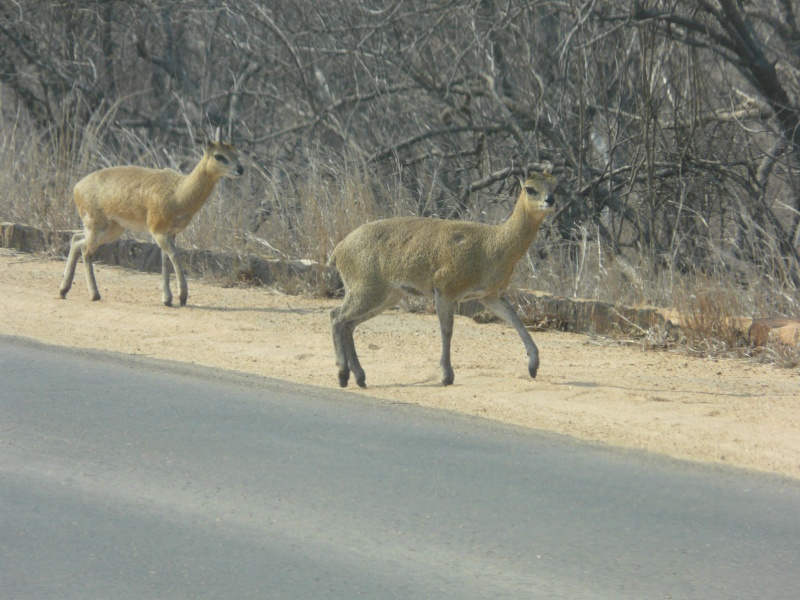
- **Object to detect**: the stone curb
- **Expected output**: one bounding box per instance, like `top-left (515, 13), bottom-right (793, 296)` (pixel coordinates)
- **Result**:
top-left (1, 222), bottom-right (328, 290)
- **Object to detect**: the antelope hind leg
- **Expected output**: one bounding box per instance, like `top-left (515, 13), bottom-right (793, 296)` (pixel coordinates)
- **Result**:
top-left (59, 232), bottom-right (86, 299)
top-left (330, 302), bottom-right (368, 388)
top-left (330, 306), bottom-right (354, 387)
top-left (330, 288), bottom-right (402, 388)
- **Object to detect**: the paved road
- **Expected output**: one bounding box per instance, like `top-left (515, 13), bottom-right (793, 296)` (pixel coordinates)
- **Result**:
top-left (1, 335), bottom-right (799, 599)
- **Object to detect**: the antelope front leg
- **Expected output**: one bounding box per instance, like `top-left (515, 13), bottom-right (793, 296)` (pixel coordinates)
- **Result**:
top-left (480, 295), bottom-right (540, 378)
top-left (154, 234), bottom-right (188, 306)
top-left (160, 251), bottom-right (173, 307)
top-left (435, 289), bottom-right (456, 386)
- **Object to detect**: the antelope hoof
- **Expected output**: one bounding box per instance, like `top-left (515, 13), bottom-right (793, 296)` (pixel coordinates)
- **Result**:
top-left (528, 357), bottom-right (539, 379)
top-left (164, 299), bottom-right (173, 307)
top-left (441, 365), bottom-right (455, 386)
top-left (350, 365), bottom-right (366, 388)
top-left (90, 292), bottom-right (101, 302)
top-left (338, 369), bottom-right (350, 388)
top-left (180, 297), bottom-right (188, 307)
top-left (59, 290), bottom-right (68, 299)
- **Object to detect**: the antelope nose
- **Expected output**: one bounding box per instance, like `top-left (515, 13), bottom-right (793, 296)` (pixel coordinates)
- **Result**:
top-left (545, 194), bottom-right (555, 207)
top-left (236, 164), bottom-right (244, 176)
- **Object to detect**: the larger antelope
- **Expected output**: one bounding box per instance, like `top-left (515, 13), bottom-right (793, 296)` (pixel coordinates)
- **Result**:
top-left (328, 169), bottom-right (557, 388)
top-left (59, 132), bottom-right (243, 306)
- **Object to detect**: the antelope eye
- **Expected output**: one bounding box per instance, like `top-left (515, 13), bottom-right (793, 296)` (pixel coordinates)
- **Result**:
top-left (525, 186), bottom-right (537, 195)
top-left (214, 154), bottom-right (230, 164)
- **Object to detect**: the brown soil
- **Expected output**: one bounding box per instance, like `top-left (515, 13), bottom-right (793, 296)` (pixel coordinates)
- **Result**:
top-left (2, 250), bottom-right (799, 479)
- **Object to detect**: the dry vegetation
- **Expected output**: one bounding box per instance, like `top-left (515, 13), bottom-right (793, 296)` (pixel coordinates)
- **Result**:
top-left (1, 1), bottom-right (799, 366)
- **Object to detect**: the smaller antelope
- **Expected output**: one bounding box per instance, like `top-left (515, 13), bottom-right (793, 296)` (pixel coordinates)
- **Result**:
top-left (59, 132), bottom-right (243, 306)
top-left (328, 169), bottom-right (557, 388)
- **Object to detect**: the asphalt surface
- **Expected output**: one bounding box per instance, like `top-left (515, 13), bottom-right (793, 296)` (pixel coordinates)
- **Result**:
top-left (1, 335), bottom-right (799, 599)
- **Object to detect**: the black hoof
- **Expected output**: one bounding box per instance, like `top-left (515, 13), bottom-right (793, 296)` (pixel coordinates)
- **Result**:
top-left (528, 355), bottom-right (539, 379)
top-left (356, 378), bottom-right (367, 388)
top-left (441, 367), bottom-right (454, 386)
top-left (164, 300), bottom-right (173, 307)
top-left (179, 297), bottom-right (188, 307)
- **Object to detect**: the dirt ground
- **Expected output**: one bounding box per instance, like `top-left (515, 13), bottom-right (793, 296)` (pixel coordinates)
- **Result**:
top-left (2, 249), bottom-right (799, 480)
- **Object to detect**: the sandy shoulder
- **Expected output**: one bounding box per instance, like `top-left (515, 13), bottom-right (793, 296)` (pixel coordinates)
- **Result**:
top-left (2, 250), bottom-right (799, 479)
